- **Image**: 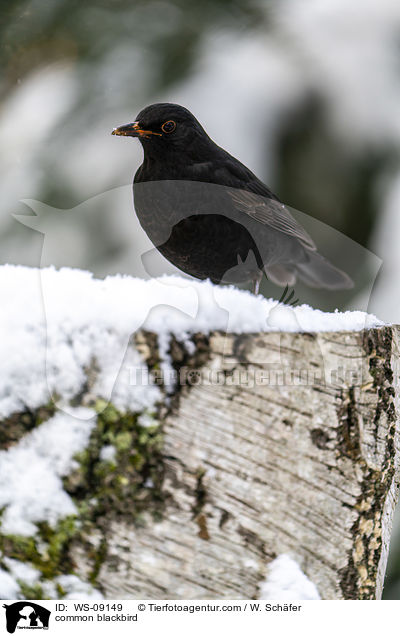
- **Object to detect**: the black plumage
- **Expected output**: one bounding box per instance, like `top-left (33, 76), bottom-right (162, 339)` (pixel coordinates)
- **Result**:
top-left (112, 103), bottom-right (353, 294)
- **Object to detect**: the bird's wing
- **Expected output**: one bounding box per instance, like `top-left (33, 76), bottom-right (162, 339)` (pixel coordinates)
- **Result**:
top-left (227, 188), bottom-right (316, 251)
top-left (213, 153), bottom-right (317, 251)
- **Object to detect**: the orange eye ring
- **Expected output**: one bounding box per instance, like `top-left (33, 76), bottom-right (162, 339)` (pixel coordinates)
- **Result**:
top-left (161, 120), bottom-right (176, 134)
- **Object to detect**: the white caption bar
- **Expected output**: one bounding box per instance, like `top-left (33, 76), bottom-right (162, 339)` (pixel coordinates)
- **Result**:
top-left (1, 599), bottom-right (398, 636)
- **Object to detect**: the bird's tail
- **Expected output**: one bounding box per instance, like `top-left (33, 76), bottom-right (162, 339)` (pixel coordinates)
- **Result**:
top-left (265, 251), bottom-right (353, 290)
top-left (294, 250), bottom-right (353, 290)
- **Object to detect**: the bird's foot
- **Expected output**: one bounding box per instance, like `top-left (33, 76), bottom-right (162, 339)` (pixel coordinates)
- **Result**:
top-left (278, 284), bottom-right (299, 307)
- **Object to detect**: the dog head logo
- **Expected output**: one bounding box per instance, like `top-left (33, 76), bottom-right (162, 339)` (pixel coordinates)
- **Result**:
top-left (2, 602), bottom-right (50, 634)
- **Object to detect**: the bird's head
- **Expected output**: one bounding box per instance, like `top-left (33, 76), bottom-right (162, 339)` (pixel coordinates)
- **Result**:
top-left (112, 103), bottom-right (211, 159)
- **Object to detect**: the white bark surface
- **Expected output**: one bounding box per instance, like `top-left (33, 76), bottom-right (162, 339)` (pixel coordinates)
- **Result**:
top-left (72, 327), bottom-right (400, 600)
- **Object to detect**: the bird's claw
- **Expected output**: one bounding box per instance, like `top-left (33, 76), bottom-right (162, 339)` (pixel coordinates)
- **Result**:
top-left (278, 284), bottom-right (299, 307)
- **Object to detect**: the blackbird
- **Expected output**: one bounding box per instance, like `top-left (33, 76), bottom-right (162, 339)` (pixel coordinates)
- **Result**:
top-left (112, 103), bottom-right (353, 294)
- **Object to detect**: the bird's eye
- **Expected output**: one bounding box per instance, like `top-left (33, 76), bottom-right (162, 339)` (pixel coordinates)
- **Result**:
top-left (161, 120), bottom-right (176, 134)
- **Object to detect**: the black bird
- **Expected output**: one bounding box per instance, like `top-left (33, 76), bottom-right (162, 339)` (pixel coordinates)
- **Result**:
top-left (112, 103), bottom-right (353, 294)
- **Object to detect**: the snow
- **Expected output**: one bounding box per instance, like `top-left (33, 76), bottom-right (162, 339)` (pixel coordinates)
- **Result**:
top-left (55, 574), bottom-right (103, 599)
top-left (0, 407), bottom-right (96, 536)
top-left (137, 411), bottom-right (160, 428)
top-left (0, 563), bottom-right (102, 600)
top-left (3, 558), bottom-right (41, 587)
top-left (0, 265), bottom-right (162, 419)
top-left (259, 554), bottom-right (321, 600)
top-left (0, 567), bottom-right (20, 599)
top-left (0, 265), bottom-right (383, 421)
top-left (99, 444), bottom-right (117, 462)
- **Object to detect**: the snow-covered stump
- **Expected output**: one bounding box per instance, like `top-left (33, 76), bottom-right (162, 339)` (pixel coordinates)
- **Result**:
top-left (0, 267), bottom-right (399, 600)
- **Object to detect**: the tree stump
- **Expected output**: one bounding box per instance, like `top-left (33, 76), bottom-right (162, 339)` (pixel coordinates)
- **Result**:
top-left (74, 326), bottom-right (400, 600)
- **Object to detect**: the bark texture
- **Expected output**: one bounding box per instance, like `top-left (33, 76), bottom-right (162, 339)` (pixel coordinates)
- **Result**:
top-left (74, 326), bottom-right (400, 600)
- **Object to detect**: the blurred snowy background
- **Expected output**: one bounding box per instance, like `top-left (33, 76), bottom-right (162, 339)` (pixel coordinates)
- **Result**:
top-left (1, 0), bottom-right (400, 597)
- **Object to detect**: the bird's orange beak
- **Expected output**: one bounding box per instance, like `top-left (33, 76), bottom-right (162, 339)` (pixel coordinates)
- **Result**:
top-left (111, 122), bottom-right (161, 139)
